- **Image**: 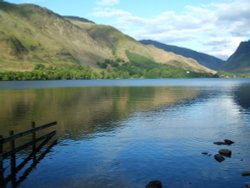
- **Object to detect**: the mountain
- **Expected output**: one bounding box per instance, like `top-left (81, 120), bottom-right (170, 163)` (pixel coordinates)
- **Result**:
top-left (222, 40), bottom-right (250, 73)
top-left (64, 16), bottom-right (95, 24)
top-left (0, 1), bottom-right (213, 75)
top-left (140, 40), bottom-right (224, 70)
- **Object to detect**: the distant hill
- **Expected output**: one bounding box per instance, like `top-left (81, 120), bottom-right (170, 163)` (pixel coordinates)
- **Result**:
top-left (0, 1), bottom-right (214, 76)
top-left (222, 40), bottom-right (250, 73)
top-left (140, 40), bottom-right (224, 70)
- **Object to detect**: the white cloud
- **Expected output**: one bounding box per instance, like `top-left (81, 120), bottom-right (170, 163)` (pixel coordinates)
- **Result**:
top-left (92, 0), bottom-right (250, 60)
top-left (97, 0), bottom-right (120, 7)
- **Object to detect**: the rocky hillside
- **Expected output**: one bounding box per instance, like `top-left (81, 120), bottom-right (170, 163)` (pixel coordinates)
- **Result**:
top-left (140, 40), bottom-right (224, 70)
top-left (0, 1), bottom-right (213, 74)
top-left (222, 40), bottom-right (250, 73)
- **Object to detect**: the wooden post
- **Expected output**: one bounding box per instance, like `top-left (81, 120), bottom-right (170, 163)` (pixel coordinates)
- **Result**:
top-left (0, 135), bottom-right (4, 187)
top-left (32, 122), bottom-right (37, 163)
top-left (32, 122), bottom-right (36, 153)
top-left (9, 131), bottom-right (16, 187)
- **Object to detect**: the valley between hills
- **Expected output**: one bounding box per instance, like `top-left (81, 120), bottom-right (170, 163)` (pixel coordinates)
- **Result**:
top-left (0, 1), bottom-right (249, 80)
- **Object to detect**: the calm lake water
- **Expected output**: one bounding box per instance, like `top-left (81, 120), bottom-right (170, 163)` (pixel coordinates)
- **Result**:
top-left (0, 79), bottom-right (250, 188)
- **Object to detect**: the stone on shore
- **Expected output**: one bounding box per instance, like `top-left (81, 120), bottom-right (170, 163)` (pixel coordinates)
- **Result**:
top-left (219, 149), bottom-right (232, 157)
top-left (146, 180), bottom-right (163, 188)
top-left (214, 154), bottom-right (225, 162)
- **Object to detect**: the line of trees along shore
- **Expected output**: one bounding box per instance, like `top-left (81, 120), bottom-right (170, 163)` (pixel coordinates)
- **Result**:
top-left (0, 60), bottom-right (218, 81)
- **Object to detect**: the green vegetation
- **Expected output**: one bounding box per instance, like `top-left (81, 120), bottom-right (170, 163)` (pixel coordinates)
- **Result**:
top-left (95, 53), bottom-right (218, 79)
top-left (0, 56), bottom-right (218, 81)
top-left (0, 1), bottom-right (215, 77)
top-left (217, 71), bottom-right (250, 78)
top-left (0, 65), bottom-right (99, 80)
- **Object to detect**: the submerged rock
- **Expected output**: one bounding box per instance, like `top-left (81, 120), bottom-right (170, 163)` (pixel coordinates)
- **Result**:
top-left (214, 154), bottom-right (225, 162)
top-left (242, 171), bottom-right (250, 176)
top-left (213, 141), bottom-right (227, 145)
top-left (202, 152), bottom-right (209, 155)
top-left (219, 149), bottom-right (232, 157)
top-left (214, 139), bottom-right (235, 146)
top-left (146, 180), bottom-right (163, 188)
top-left (224, 139), bottom-right (234, 145)
top-left (245, 182), bottom-right (250, 188)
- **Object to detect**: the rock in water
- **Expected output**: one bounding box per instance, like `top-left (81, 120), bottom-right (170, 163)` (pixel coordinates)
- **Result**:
top-left (213, 141), bottom-right (226, 145)
top-left (219, 149), bottom-right (232, 157)
top-left (202, 152), bottom-right (208, 155)
top-left (242, 171), bottom-right (250, 176)
top-left (146, 180), bottom-right (163, 188)
top-left (245, 182), bottom-right (250, 188)
top-left (224, 139), bottom-right (234, 145)
top-left (214, 154), bottom-right (225, 162)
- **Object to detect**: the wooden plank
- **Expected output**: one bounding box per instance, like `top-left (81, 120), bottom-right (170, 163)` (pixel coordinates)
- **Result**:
top-left (15, 134), bottom-right (54, 175)
top-left (0, 131), bottom-right (56, 160)
top-left (0, 121), bottom-right (57, 144)
top-left (15, 140), bottom-right (58, 187)
top-left (3, 136), bottom-right (57, 186)
top-left (0, 135), bottom-right (4, 187)
top-left (10, 130), bottom-right (16, 187)
top-left (32, 122), bottom-right (36, 156)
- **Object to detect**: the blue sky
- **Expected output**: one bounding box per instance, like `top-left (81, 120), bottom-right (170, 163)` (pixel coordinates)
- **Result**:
top-left (6, 0), bottom-right (250, 60)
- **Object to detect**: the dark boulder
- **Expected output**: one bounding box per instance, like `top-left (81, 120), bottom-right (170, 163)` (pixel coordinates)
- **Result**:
top-left (146, 180), bottom-right (163, 188)
top-left (214, 154), bottom-right (225, 162)
top-left (224, 139), bottom-right (234, 145)
top-left (214, 139), bottom-right (235, 146)
top-left (245, 182), bottom-right (250, 188)
top-left (219, 149), bottom-right (232, 157)
top-left (242, 171), bottom-right (250, 176)
top-left (213, 141), bottom-right (227, 145)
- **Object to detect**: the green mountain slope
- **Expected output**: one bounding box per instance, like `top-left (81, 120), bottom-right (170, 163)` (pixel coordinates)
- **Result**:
top-left (140, 40), bottom-right (224, 70)
top-left (0, 1), bottom-right (214, 75)
top-left (222, 40), bottom-right (250, 73)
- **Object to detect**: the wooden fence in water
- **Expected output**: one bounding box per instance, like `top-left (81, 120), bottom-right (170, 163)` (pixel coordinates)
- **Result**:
top-left (0, 121), bottom-right (57, 188)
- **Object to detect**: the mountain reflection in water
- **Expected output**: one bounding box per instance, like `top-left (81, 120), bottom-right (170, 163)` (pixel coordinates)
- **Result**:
top-left (0, 87), bottom-right (200, 139)
top-left (0, 79), bottom-right (250, 188)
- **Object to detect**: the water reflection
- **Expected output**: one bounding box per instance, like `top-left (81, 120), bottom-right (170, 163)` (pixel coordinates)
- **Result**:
top-left (0, 79), bottom-right (250, 188)
top-left (0, 128), bottom-right (57, 188)
top-left (233, 85), bottom-right (250, 110)
top-left (0, 87), bottom-right (200, 139)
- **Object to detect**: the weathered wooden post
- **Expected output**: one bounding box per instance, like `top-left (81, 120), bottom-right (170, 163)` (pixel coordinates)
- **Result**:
top-left (31, 121), bottom-right (36, 153)
top-left (0, 135), bottom-right (4, 187)
top-left (32, 122), bottom-right (37, 162)
top-left (9, 131), bottom-right (16, 186)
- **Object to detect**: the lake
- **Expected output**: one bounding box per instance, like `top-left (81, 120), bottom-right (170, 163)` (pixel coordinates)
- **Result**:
top-left (0, 78), bottom-right (250, 188)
